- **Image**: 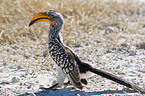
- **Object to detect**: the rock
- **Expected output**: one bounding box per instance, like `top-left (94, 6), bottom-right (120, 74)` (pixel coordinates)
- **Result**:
top-left (12, 77), bottom-right (20, 83)
top-left (105, 26), bottom-right (115, 33)
top-left (43, 49), bottom-right (49, 57)
top-left (129, 50), bottom-right (136, 56)
top-left (136, 42), bottom-right (145, 49)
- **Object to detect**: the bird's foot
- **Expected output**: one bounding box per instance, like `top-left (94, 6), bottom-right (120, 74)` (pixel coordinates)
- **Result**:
top-left (63, 81), bottom-right (70, 85)
top-left (40, 81), bottom-right (71, 91)
top-left (40, 87), bottom-right (58, 91)
top-left (40, 83), bottom-right (59, 91)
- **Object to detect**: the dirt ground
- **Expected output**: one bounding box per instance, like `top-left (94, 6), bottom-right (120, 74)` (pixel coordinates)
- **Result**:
top-left (0, 0), bottom-right (145, 95)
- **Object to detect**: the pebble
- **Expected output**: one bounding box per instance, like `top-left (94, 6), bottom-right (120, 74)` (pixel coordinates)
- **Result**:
top-left (105, 26), bottom-right (115, 33)
top-left (12, 77), bottom-right (20, 83)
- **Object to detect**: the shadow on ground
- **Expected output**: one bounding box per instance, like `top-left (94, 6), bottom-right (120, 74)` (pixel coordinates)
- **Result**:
top-left (18, 88), bottom-right (144, 96)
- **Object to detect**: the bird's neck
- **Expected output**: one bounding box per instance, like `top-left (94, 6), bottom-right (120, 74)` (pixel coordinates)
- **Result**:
top-left (48, 25), bottom-right (63, 43)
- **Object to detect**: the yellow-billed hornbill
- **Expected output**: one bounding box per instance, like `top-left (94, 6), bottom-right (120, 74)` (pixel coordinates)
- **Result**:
top-left (29, 10), bottom-right (145, 92)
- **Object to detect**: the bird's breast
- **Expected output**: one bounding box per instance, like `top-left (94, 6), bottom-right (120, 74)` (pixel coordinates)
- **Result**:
top-left (48, 39), bottom-right (74, 74)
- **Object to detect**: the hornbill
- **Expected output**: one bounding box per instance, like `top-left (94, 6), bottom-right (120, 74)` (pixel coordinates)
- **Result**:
top-left (29, 10), bottom-right (145, 92)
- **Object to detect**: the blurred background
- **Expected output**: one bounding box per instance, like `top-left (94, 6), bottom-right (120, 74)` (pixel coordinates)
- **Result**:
top-left (0, 0), bottom-right (145, 95)
top-left (1, 0), bottom-right (145, 46)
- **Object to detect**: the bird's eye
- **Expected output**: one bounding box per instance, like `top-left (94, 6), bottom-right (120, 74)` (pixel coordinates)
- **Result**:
top-left (50, 15), bottom-right (54, 19)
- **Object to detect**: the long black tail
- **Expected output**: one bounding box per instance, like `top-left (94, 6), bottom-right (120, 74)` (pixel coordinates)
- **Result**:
top-left (85, 63), bottom-right (145, 92)
top-left (72, 51), bottom-right (145, 92)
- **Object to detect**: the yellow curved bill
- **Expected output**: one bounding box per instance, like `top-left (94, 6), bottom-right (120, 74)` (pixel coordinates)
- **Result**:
top-left (29, 12), bottom-right (51, 26)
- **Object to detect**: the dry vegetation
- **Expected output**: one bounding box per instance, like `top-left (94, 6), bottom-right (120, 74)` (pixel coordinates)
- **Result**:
top-left (0, 0), bottom-right (145, 95)
top-left (0, 0), bottom-right (145, 46)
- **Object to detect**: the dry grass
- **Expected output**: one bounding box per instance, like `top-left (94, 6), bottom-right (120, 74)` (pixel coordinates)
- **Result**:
top-left (0, 0), bottom-right (145, 48)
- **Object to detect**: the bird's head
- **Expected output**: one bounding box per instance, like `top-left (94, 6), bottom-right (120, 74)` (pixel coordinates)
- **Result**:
top-left (29, 10), bottom-right (64, 28)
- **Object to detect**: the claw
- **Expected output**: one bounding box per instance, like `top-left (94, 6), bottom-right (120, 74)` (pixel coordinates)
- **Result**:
top-left (40, 83), bottom-right (59, 91)
top-left (40, 87), bottom-right (58, 91)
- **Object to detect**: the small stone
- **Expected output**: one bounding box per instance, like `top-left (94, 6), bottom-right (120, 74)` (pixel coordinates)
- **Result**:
top-left (105, 26), bottom-right (115, 33)
top-left (3, 62), bottom-right (7, 66)
top-left (136, 42), bottom-right (145, 49)
top-left (27, 84), bottom-right (33, 89)
top-left (17, 65), bottom-right (22, 69)
top-left (106, 50), bottom-right (111, 53)
top-left (12, 77), bottom-right (20, 83)
top-left (24, 54), bottom-right (30, 59)
top-left (116, 65), bottom-right (120, 69)
top-left (121, 43), bottom-right (128, 47)
top-left (129, 50), bottom-right (136, 56)
top-left (11, 45), bottom-right (19, 50)
top-left (43, 49), bottom-right (49, 57)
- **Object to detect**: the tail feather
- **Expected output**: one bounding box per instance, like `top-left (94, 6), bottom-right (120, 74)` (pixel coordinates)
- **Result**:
top-left (88, 65), bottom-right (145, 93)
top-left (71, 50), bottom-right (145, 92)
